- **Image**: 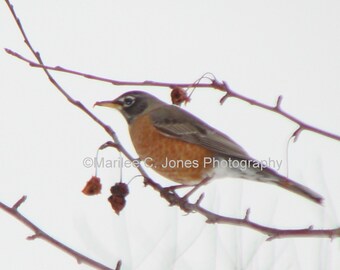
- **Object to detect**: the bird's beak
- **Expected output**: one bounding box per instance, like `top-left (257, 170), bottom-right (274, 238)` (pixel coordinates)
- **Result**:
top-left (94, 100), bottom-right (122, 110)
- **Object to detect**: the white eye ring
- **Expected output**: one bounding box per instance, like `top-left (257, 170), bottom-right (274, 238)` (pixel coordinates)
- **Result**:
top-left (123, 96), bottom-right (135, 107)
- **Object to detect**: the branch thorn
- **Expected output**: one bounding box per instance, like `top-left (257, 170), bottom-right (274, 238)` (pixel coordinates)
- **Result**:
top-left (275, 95), bottom-right (283, 110)
top-left (292, 126), bottom-right (303, 142)
top-left (27, 233), bottom-right (41, 240)
top-left (12, 195), bottom-right (27, 210)
top-left (244, 208), bottom-right (251, 221)
top-left (195, 193), bottom-right (205, 206)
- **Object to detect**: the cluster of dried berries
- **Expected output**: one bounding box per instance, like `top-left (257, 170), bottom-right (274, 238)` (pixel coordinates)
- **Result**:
top-left (108, 183), bottom-right (129, 215)
top-left (82, 176), bottom-right (129, 215)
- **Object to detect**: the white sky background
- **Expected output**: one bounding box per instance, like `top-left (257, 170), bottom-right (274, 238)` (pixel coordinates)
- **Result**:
top-left (1, 0), bottom-right (340, 269)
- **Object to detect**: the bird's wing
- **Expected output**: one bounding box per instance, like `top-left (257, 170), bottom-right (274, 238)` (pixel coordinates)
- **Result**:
top-left (150, 105), bottom-right (324, 205)
top-left (149, 105), bottom-right (251, 160)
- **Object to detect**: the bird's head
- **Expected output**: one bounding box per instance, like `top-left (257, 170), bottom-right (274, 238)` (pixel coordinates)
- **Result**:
top-left (95, 91), bottom-right (165, 122)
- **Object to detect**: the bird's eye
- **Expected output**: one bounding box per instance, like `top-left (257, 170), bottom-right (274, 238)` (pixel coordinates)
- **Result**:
top-left (123, 97), bottom-right (135, 107)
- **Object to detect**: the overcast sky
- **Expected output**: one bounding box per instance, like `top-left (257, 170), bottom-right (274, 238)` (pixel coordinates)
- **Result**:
top-left (1, 1), bottom-right (340, 269)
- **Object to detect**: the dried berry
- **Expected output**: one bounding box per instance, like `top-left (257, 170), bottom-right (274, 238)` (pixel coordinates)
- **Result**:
top-left (82, 176), bottom-right (102, 195)
top-left (108, 182), bottom-right (129, 215)
top-left (171, 87), bottom-right (191, 105)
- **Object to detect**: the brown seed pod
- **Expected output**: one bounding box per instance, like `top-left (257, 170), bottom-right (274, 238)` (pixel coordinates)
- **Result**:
top-left (82, 176), bottom-right (102, 195)
top-left (171, 87), bottom-right (191, 105)
top-left (108, 182), bottom-right (129, 215)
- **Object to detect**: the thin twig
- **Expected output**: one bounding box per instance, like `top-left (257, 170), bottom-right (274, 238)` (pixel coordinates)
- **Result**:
top-left (4, 48), bottom-right (340, 142)
top-left (0, 197), bottom-right (120, 270)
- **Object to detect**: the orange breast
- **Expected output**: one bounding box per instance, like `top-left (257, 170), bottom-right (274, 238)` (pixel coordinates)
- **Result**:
top-left (129, 114), bottom-right (214, 185)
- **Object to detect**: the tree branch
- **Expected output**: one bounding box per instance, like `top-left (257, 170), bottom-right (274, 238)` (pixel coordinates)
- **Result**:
top-left (0, 196), bottom-right (121, 270)
top-left (219, 82), bottom-right (340, 142)
top-left (4, 1), bottom-right (123, 269)
top-left (3, 3), bottom-right (340, 265)
top-left (143, 178), bottom-right (340, 240)
top-left (4, 48), bottom-right (340, 143)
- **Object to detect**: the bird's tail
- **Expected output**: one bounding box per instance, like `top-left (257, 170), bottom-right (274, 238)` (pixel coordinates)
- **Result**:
top-left (258, 167), bottom-right (323, 205)
top-left (219, 156), bottom-right (324, 204)
top-left (273, 176), bottom-right (323, 204)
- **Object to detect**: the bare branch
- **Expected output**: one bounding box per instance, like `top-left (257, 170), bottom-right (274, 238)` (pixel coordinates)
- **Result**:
top-left (4, 49), bottom-right (216, 91)
top-left (5, 48), bottom-right (340, 142)
top-left (144, 178), bottom-right (340, 240)
top-left (3, 2), bottom-right (340, 263)
top-left (219, 83), bottom-right (340, 142)
top-left (4, 1), bottom-right (123, 269)
top-left (0, 198), bottom-right (118, 270)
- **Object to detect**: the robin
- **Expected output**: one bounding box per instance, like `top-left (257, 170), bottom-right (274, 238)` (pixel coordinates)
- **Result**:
top-left (95, 91), bottom-right (323, 204)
